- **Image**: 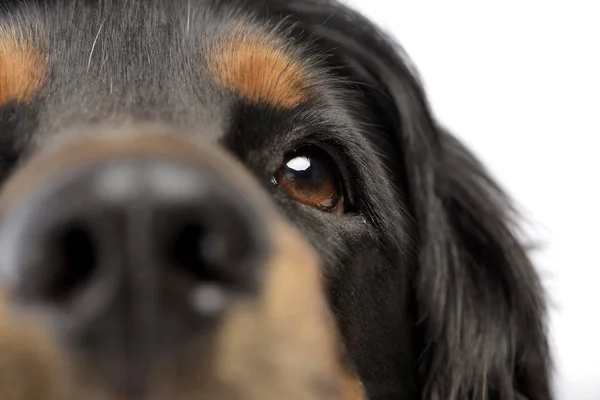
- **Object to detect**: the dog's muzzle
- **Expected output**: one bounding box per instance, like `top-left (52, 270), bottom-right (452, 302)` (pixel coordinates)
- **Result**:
top-left (0, 125), bottom-right (351, 400)
top-left (0, 126), bottom-right (270, 394)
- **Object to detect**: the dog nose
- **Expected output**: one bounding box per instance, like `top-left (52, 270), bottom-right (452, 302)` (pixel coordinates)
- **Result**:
top-left (0, 156), bottom-right (268, 339)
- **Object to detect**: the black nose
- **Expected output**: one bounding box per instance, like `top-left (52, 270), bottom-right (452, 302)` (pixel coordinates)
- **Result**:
top-left (0, 156), bottom-right (268, 338)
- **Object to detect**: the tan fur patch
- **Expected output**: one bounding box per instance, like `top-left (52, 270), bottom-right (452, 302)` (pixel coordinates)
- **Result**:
top-left (206, 27), bottom-right (312, 109)
top-left (0, 27), bottom-right (47, 105)
top-left (340, 372), bottom-right (366, 400)
top-left (0, 292), bottom-right (67, 400)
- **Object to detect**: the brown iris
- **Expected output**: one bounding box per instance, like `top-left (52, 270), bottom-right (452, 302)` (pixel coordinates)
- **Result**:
top-left (273, 148), bottom-right (344, 214)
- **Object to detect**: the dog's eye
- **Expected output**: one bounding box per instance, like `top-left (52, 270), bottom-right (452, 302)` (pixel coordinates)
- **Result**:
top-left (273, 148), bottom-right (344, 214)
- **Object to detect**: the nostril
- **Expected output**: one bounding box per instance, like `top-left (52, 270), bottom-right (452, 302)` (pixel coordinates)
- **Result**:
top-left (171, 223), bottom-right (231, 286)
top-left (43, 223), bottom-right (99, 303)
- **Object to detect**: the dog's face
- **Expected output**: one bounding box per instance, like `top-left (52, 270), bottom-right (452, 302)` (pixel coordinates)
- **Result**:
top-left (0, 1), bottom-right (552, 400)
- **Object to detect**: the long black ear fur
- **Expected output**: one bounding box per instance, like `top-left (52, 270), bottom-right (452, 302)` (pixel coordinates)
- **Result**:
top-left (266, 1), bottom-right (553, 399)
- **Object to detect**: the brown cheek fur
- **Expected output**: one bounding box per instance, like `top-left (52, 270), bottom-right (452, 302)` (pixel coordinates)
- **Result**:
top-left (0, 292), bottom-right (67, 400)
top-left (206, 27), bottom-right (313, 109)
top-left (0, 27), bottom-right (47, 105)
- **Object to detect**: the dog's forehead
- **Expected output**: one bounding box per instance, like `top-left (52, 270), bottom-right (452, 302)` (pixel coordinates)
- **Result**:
top-left (0, 1), bottom-right (317, 138)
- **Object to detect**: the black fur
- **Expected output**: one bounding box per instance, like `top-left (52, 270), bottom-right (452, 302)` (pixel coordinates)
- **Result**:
top-left (0, 0), bottom-right (552, 399)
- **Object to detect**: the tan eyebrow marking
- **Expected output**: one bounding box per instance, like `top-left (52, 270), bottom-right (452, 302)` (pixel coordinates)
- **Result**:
top-left (205, 27), bottom-right (313, 109)
top-left (0, 26), bottom-right (47, 105)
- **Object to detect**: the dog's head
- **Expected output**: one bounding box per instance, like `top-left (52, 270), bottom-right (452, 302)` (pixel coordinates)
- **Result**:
top-left (0, 0), bottom-right (551, 399)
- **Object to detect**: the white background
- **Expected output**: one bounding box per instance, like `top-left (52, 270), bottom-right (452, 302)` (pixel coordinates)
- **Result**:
top-left (348, 1), bottom-right (599, 399)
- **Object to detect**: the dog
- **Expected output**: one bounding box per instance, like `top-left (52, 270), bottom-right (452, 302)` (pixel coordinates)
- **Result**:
top-left (0, 0), bottom-right (552, 399)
